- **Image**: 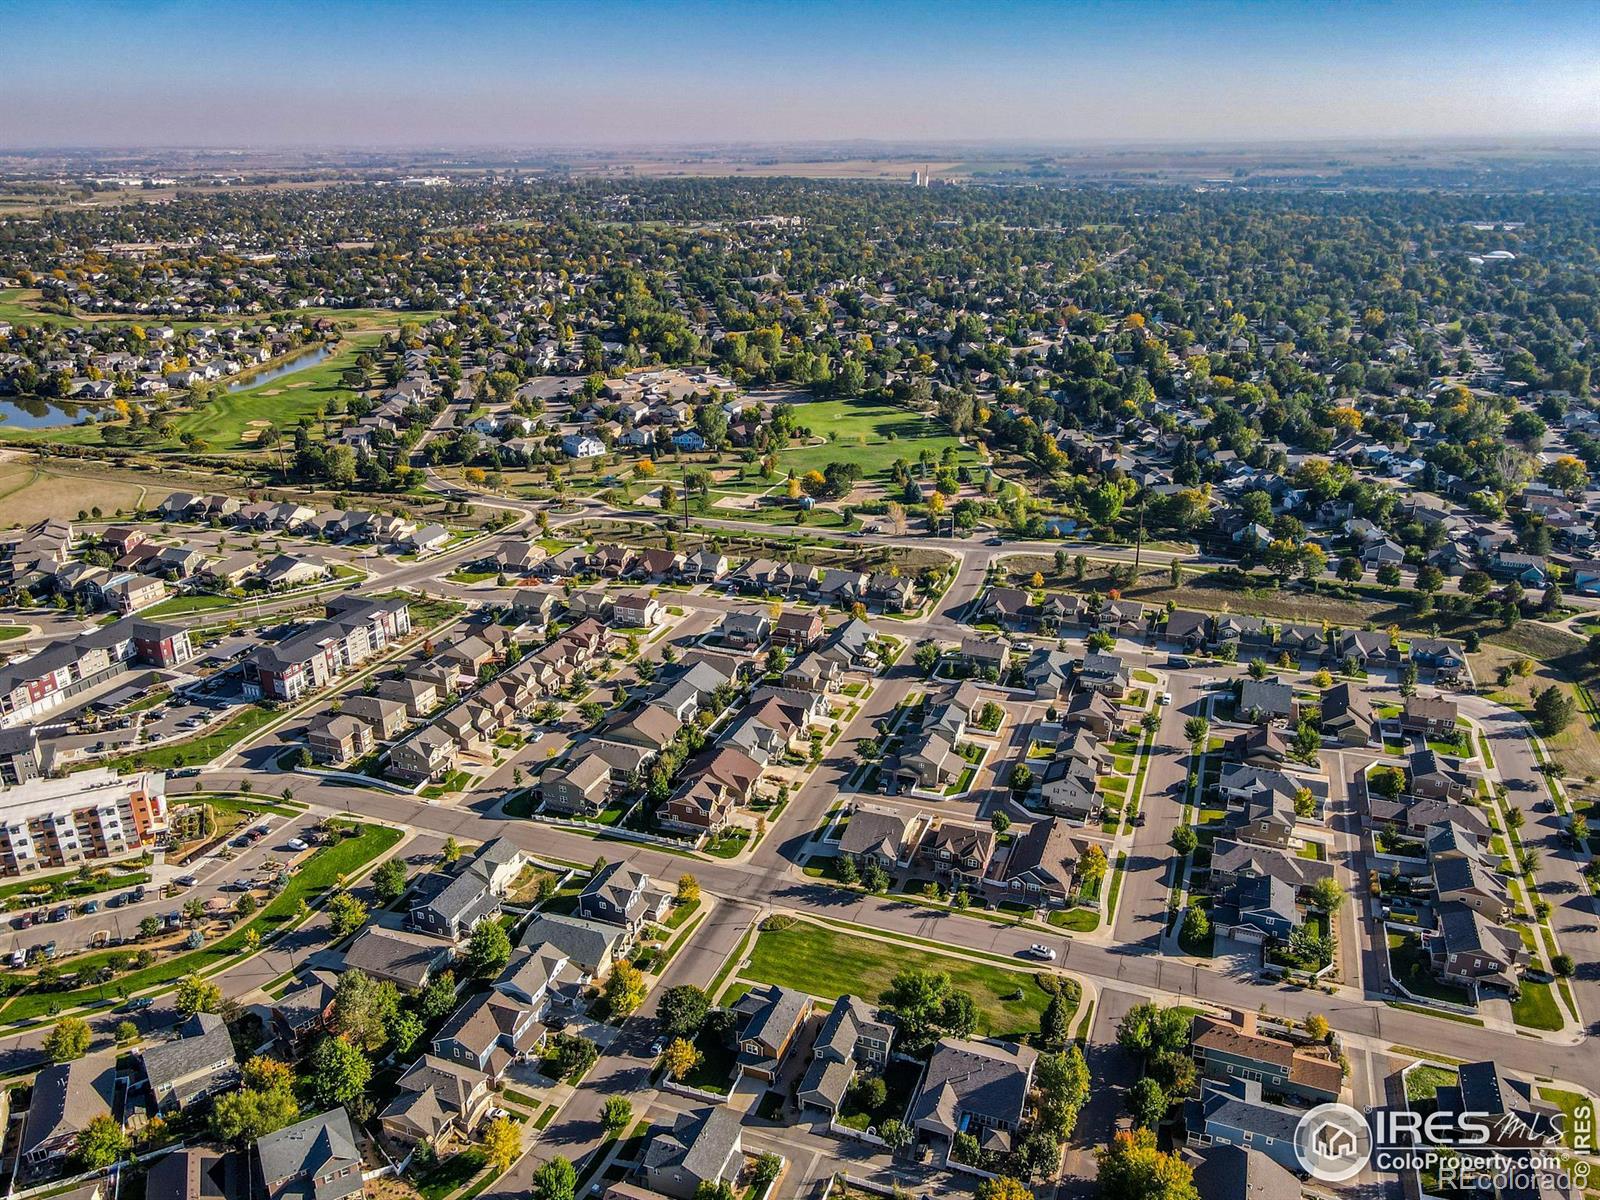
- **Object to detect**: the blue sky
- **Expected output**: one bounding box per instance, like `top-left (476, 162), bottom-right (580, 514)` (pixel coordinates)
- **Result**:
top-left (2, 0), bottom-right (1596, 147)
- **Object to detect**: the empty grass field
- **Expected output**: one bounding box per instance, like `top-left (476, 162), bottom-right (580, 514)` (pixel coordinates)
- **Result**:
top-left (769, 397), bottom-right (979, 482)
top-left (740, 917), bottom-right (1065, 1040)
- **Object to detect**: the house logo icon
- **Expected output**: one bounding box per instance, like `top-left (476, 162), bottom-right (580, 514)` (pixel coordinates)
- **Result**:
top-left (1295, 1103), bottom-right (1372, 1182)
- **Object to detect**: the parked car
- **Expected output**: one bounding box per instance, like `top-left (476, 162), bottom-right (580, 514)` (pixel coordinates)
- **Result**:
top-left (50, 906), bottom-right (69, 923)
top-left (286, 838), bottom-right (308, 852)
top-left (1024, 944), bottom-right (1057, 961)
top-left (133, 886), bottom-right (147, 902)
top-left (41, 941), bottom-right (57, 959)
top-left (82, 900), bottom-right (99, 914)
top-left (175, 875), bottom-right (198, 888)
top-left (1159, 691), bottom-right (1173, 705)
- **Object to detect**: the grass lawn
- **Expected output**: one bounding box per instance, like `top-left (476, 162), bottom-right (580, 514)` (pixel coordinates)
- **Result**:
top-left (1537, 1087), bottom-right (1598, 1150)
top-left (705, 828), bottom-right (751, 859)
top-left (0, 864), bottom-right (151, 906)
top-left (0, 822), bottom-right (401, 1022)
top-left (768, 397), bottom-right (979, 483)
top-left (95, 703), bottom-right (280, 771)
top-left (1386, 931), bottom-right (1473, 1006)
top-left (1048, 907), bottom-right (1100, 932)
top-left (413, 1148), bottom-right (487, 1200)
top-left (742, 919), bottom-right (1064, 1040)
top-left (1386, 1001), bottom-right (1484, 1026)
top-left (421, 770), bottom-right (473, 799)
top-left (140, 593), bottom-right (240, 618)
top-left (1511, 978), bottom-right (1564, 1031)
top-left (1405, 1064), bottom-right (1460, 1103)
top-left (0, 626), bottom-right (27, 641)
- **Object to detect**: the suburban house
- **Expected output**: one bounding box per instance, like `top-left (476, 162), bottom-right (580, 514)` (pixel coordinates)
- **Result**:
top-left (1189, 1012), bottom-right (1343, 1105)
top-left (1060, 689), bottom-right (1119, 739)
top-left (1237, 679), bottom-right (1295, 725)
top-left (541, 756), bottom-right (611, 817)
top-left (1319, 683), bottom-right (1374, 746)
top-left (910, 1037), bottom-right (1038, 1157)
top-left (341, 694), bottom-right (408, 740)
top-left (772, 609), bottom-right (825, 649)
top-left (255, 1109), bottom-right (364, 1200)
top-left (731, 983), bottom-right (813, 1082)
top-left (1407, 749), bottom-right (1478, 803)
top-left (918, 822), bottom-right (995, 891)
top-left (21, 1057), bottom-right (115, 1172)
top-left (642, 1107), bottom-right (745, 1200)
top-left (379, 1055), bottom-right (493, 1151)
top-left (430, 990), bottom-right (545, 1081)
top-left (271, 971), bottom-right (338, 1054)
top-left (1185, 1078), bottom-right (1304, 1174)
top-left (306, 712), bottom-right (374, 765)
top-left (518, 913), bottom-right (625, 978)
top-left (408, 837), bottom-right (527, 941)
top-left (1214, 874), bottom-right (1300, 944)
top-left (992, 818), bottom-right (1094, 907)
top-left (896, 731), bottom-right (961, 792)
top-left (140, 1012), bottom-right (239, 1112)
top-left (343, 926), bottom-right (454, 992)
top-left (798, 995), bottom-right (896, 1116)
top-left (389, 727), bottom-right (457, 784)
top-left (1190, 1144), bottom-right (1303, 1200)
top-left (1401, 695), bottom-right (1459, 737)
top-left (839, 804), bottom-right (919, 870)
top-left (578, 862), bottom-right (671, 935)
top-left (1076, 651), bottom-right (1130, 696)
top-left (1039, 756), bottom-right (1100, 821)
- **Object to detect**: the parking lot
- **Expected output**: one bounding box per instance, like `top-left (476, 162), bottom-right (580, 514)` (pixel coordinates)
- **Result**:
top-left (0, 805), bottom-right (321, 964)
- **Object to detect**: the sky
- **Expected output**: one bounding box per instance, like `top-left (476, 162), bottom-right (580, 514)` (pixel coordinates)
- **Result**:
top-left (1, 0), bottom-right (1597, 148)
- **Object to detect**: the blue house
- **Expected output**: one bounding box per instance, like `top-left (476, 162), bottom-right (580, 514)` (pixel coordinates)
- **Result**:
top-left (1490, 551), bottom-right (1548, 585)
top-left (1185, 1077), bottom-right (1305, 1173)
top-left (672, 430), bottom-right (706, 452)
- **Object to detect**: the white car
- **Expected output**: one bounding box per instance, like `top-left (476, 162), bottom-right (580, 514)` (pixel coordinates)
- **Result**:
top-left (1158, 691), bottom-right (1173, 705)
top-left (286, 838), bottom-right (308, 852)
top-left (1026, 944), bottom-right (1057, 961)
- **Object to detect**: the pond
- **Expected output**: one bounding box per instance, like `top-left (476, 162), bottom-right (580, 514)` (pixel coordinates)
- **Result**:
top-left (0, 397), bottom-right (100, 428)
top-left (226, 344), bottom-right (330, 392)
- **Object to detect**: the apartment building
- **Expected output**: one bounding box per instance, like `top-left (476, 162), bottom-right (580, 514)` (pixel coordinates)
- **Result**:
top-left (243, 596), bottom-right (412, 702)
top-left (0, 767), bottom-right (168, 876)
top-left (0, 620), bottom-right (187, 728)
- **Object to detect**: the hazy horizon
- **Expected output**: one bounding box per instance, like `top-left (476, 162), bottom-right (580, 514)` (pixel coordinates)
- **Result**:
top-left (2, 0), bottom-right (1597, 150)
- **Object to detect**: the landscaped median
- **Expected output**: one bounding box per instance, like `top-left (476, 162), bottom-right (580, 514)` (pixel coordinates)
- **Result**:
top-left (0, 820), bottom-right (402, 1024)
